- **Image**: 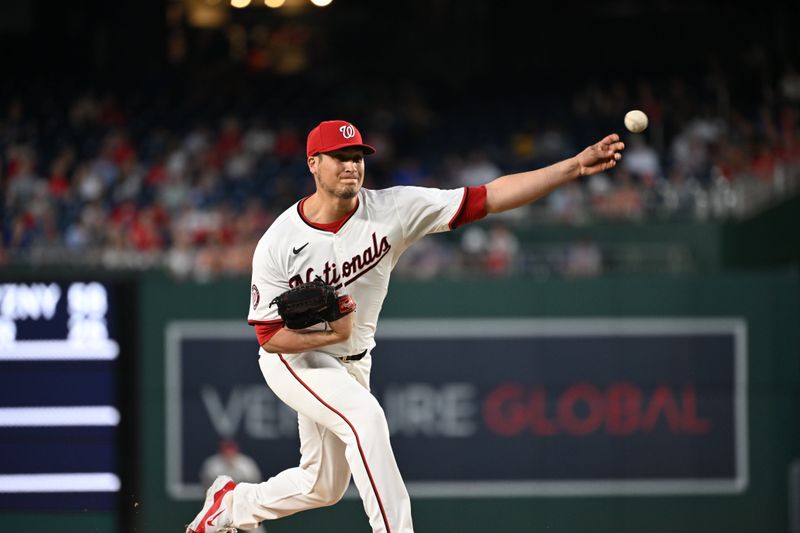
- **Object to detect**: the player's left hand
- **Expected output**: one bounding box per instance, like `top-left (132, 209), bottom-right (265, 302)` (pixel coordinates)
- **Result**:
top-left (575, 134), bottom-right (625, 177)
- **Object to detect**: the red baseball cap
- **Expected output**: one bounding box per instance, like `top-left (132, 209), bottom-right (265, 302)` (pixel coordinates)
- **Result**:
top-left (306, 120), bottom-right (376, 157)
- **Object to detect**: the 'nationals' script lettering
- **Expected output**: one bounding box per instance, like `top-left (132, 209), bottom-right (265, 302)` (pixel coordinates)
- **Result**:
top-left (288, 232), bottom-right (391, 288)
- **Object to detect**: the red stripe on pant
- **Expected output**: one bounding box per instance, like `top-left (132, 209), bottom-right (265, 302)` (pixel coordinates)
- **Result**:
top-left (277, 353), bottom-right (392, 532)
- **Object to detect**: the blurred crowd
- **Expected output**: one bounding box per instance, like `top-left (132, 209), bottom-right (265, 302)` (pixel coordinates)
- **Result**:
top-left (2, 62), bottom-right (799, 280)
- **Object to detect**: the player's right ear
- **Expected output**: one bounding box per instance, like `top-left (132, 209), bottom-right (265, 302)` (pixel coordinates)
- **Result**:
top-left (307, 155), bottom-right (319, 175)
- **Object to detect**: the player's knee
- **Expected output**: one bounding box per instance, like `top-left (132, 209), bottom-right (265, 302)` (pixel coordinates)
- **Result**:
top-left (332, 400), bottom-right (390, 448)
top-left (298, 463), bottom-right (349, 507)
top-left (312, 480), bottom-right (348, 507)
top-left (355, 401), bottom-right (390, 436)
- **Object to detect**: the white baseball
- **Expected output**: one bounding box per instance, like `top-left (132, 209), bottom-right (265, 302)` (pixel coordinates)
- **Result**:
top-left (624, 110), bottom-right (648, 133)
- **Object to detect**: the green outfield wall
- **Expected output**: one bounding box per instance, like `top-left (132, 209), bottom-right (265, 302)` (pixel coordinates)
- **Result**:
top-left (723, 194), bottom-right (800, 269)
top-left (128, 270), bottom-right (799, 533)
top-left (1, 269), bottom-right (797, 533)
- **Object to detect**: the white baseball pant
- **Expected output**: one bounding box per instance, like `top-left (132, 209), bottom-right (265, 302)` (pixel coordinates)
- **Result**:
top-left (228, 351), bottom-right (413, 532)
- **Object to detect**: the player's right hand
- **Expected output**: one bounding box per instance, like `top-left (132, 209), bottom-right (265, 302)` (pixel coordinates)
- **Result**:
top-left (576, 134), bottom-right (625, 177)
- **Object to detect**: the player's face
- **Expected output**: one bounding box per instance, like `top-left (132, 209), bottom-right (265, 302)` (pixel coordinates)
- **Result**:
top-left (310, 147), bottom-right (365, 200)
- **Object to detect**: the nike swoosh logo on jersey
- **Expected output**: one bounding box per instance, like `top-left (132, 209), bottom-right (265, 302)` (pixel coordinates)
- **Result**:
top-left (293, 243), bottom-right (309, 254)
top-left (207, 508), bottom-right (225, 527)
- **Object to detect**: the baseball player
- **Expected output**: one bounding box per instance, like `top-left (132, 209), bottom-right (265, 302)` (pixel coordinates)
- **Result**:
top-left (186, 120), bottom-right (624, 533)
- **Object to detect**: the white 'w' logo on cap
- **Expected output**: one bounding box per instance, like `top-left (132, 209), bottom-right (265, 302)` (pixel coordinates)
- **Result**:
top-left (339, 124), bottom-right (355, 139)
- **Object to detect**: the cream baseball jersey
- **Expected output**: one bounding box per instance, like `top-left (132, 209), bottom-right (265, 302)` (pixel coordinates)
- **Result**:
top-left (248, 185), bottom-right (467, 357)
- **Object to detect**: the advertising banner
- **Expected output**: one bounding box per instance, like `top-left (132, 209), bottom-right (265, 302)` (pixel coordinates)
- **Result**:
top-left (166, 318), bottom-right (746, 499)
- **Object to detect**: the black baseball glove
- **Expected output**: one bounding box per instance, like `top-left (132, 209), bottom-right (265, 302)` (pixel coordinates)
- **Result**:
top-left (269, 278), bottom-right (356, 330)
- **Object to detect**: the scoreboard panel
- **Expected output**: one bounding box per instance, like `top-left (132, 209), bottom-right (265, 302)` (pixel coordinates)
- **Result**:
top-left (0, 281), bottom-right (125, 511)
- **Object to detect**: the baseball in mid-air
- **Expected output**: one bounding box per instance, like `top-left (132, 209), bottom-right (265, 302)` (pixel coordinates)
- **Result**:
top-left (624, 110), bottom-right (649, 133)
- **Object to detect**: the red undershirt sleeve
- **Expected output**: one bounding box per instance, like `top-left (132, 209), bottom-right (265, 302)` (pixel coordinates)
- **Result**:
top-left (450, 185), bottom-right (488, 229)
top-left (253, 322), bottom-right (284, 346)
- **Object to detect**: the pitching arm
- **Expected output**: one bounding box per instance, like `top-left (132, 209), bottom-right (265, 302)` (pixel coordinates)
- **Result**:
top-left (484, 134), bottom-right (624, 214)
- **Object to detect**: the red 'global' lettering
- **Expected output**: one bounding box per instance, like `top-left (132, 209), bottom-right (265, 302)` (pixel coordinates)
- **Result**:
top-left (482, 382), bottom-right (712, 437)
top-left (558, 383), bottom-right (605, 435)
top-left (483, 384), bottom-right (526, 436)
top-left (606, 382), bottom-right (642, 434)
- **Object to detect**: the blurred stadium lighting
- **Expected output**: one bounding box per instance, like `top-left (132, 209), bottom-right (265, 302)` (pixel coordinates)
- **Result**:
top-left (231, 0), bottom-right (251, 7)
top-left (264, 0), bottom-right (286, 7)
top-left (310, 0), bottom-right (333, 6)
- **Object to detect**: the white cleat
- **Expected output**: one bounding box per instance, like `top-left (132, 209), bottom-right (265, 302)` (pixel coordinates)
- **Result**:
top-left (185, 475), bottom-right (238, 533)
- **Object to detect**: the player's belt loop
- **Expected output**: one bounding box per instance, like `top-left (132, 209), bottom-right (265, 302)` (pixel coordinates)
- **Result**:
top-left (338, 349), bottom-right (367, 362)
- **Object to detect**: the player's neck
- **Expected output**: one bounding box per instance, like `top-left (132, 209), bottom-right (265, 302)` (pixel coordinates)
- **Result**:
top-left (303, 192), bottom-right (358, 224)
